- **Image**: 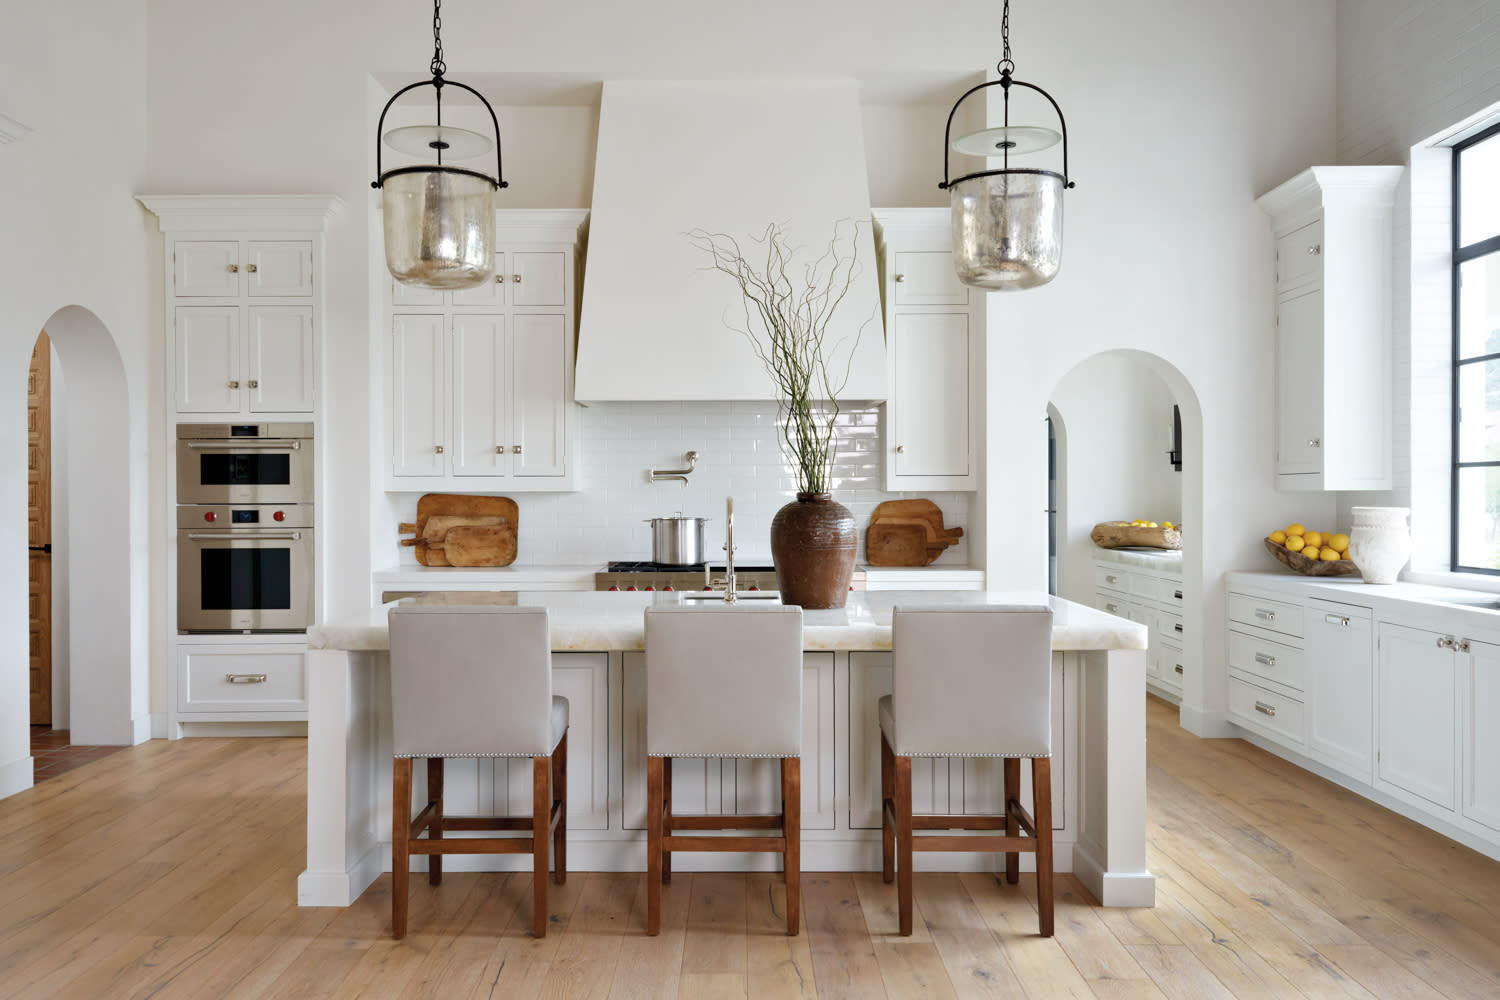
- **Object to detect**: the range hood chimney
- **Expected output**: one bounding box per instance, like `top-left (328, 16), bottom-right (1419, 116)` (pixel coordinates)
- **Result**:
top-left (575, 80), bottom-right (886, 403)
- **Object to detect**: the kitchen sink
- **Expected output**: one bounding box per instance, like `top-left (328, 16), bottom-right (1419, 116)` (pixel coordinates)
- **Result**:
top-left (679, 592), bottom-right (781, 602)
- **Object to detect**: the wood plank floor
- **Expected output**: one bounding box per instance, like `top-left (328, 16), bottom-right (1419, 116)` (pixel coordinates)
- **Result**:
top-left (3, 696), bottom-right (1499, 999)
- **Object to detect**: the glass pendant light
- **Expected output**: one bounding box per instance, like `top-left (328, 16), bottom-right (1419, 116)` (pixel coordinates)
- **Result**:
top-left (940, 0), bottom-right (1075, 291)
top-left (372, 0), bottom-right (507, 290)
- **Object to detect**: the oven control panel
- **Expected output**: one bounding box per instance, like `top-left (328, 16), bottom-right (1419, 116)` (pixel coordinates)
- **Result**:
top-left (177, 505), bottom-right (315, 529)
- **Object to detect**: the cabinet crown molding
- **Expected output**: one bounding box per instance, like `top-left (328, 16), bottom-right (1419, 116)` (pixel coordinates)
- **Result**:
top-left (136, 194), bottom-right (344, 233)
top-left (1255, 166), bottom-right (1402, 220)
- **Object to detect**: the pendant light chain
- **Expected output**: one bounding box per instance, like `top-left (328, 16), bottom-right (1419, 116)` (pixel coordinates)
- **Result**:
top-left (998, 0), bottom-right (1015, 77)
top-left (430, 0), bottom-right (446, 79)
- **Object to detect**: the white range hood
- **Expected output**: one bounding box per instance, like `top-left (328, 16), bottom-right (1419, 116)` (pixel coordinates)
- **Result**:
top-left (575, 80), bottom-right (887, 403)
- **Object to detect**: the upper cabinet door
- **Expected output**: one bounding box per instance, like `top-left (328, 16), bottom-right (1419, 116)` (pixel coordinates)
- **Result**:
top-left (245, 241), bottom-right (314, 297)
top-left (451, 253), bottom-right (507, 307)
top-left (390, 315), bottom-right (446, 478)
top-left (175, 307), bottom-right (241, 412)
top-left (451, 315), bottom-right (507, 477)
top-left (511, 251), bottom-right (567, 307)
top-left (891, 312), bottom-right (969, 478)
top-left (893, 251), bottom-right (969, 306)
top-left (246, 306), bottom-right (314, 413)
top-left (391, 278), bottom-right (444, 308)
top-left (1275, 219), bottom-right (1324, 293)
top-left (511, 313), bottom-right (567, 477)
top-left (1275, 287), bottom-right (1325, 478)
top-left (174, 242), bottom-right (241, 297)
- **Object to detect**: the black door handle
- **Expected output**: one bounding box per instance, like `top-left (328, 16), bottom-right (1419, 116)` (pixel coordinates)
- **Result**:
top-left (28, 544), bottom-right (51, 553)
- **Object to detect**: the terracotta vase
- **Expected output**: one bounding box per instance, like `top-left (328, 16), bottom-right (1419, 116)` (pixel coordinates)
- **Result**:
top-left (771, 492), bottom-right (857, 609)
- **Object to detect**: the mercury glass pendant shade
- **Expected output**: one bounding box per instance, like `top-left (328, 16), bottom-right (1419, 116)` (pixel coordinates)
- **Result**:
top-left (380, 167), bottom-right (496, 289)
top-left (950, 169), bottom-right (1064, 290)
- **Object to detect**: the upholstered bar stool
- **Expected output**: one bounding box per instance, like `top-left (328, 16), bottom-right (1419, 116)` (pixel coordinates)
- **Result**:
top-left (880, 603), bottom-right (1055, 936)
top-left (387, 604), bottom-right (568, 940)
top-left (643, 603), bottom-right (805, 936)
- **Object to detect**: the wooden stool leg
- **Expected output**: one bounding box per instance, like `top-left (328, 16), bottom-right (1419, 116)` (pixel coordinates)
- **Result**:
top-left (895, 754), bottom-right (914, 937)
top-left (392, 758), bottom-right (412, 939)
top-left (880, 732), bottom-right (895, 884)
top-left (553, 731), bottom-right (568, 885)
top-left (647, 756), bottom-right (664, 936)
top-left (782, 756), bottom-right (801, 936)
top-left (532, 756), bottom-right (551, 938)
top-left (427, 757), bottom-right (444, 886)
top-left (1003, 757), bottom-right (1020, 885)
top-left (1033, 756), bottom-right (1054, 937)
top-left (662, 756), bottom-right (674, 884)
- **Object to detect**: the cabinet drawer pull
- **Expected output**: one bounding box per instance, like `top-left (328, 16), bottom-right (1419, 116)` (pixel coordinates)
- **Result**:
top-left (1254, 652), bottom-right (1276, 667)
top-left (1173, 589), bottom-right (1183, 600)
top-left (1325, 613), bottom-right (1349, 626)
top-left (1306, 244), bottom-right (1322, 255)
top-left (1105, 574), bottom-right (1118, 584)
top-left (226, 673), bottom-right (267, 684)
top-left (1105, 603), bottom-right (1119, 614)
top-left (1254, 700), bottom-right (1277, 717)
top-left (1307, 438), bottom-right (1322, 448)
top-left (1173, 664), bottom-right (1184, 675)
top-left (1254, 608), bottom-right (1276, 623)
top-left (1173, 622), bottom-right (1183, 634)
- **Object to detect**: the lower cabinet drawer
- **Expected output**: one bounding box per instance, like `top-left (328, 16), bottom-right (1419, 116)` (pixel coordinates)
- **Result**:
top-left (179, 645), bottom-right (307, 714)
top-left (1228, 629), bottom-right (1305, 692)
top-left (1229, 592), bottom-right (1303, 638)
top-left (1159, 643), bottom-right (1185, 687)
top-left (1228, 674), bottom-right (1305, 745)
top-left (1158, 610), bottom-right (1185, 645)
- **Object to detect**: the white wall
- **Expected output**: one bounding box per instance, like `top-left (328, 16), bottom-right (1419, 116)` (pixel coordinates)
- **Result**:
top-left (1334, 0), bottom-right (1500, 581)
top-left (1050, 354), bottom-right (1181, 608)
top-left (0, 1), bottom-right (151, 791)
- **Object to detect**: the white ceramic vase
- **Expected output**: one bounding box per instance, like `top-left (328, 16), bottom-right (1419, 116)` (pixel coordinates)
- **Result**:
top-left (1347, 506), bottom-right (1411, 585)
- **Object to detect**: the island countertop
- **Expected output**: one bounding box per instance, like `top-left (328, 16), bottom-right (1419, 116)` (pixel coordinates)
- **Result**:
top-left (308, 589), bottom-right (1148, 654)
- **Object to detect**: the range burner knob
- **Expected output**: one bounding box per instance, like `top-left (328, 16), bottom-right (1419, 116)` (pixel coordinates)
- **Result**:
top-left (608, 586), bottom-right (620, 592)
top-left (645, 585), bottom-right (656, 592)
top-left (663, 585), bottom-right (674, 591)
top-left (204, 511), bottom-right (216, 522)
top-left (627, 586), bottom-right (638, 592)
top-left (703, 585), bottom-right (714, 591)
top-left (748, 585), bottom-right (760, 591)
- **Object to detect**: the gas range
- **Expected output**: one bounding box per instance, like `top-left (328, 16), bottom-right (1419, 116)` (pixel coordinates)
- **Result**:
top-left (593, 561), bottom-right (866, 594)
top-left (594, 561), bottom-right (778, 593)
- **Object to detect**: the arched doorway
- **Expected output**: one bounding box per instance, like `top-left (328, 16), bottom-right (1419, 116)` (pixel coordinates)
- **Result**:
top-left (23, 306), bottom-right (139, 749)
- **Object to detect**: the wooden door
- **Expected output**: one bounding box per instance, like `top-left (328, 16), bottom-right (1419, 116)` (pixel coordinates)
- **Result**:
top-left (28, 331), bottom-right (51, 724)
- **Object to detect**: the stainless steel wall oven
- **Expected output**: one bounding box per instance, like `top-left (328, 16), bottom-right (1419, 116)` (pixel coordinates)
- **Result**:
top-left (176, 423), bottom-right (314, 505)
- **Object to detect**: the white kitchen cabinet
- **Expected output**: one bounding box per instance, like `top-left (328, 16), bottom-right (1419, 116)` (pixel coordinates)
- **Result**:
top-left (384, 210), bottom-right (585, 491)
top-left (1094, 555), bottom-right (1186, 701)
top-left (1376, 622), bottom-right (1458, 812)
top-left (873, 209), bottom-right (979, 491)
top-left (1304, 599), bottom-right (1374, 780)
top-left (1464, 639), bottom-right (1500, 834)
top-left (176, 305), bottom-right (314, 414)
top-left (175, 639), bottom-right (308, 720)
top-left (1256, 166), bottom-right (1401, 491)
top-left (173, 239), bottom-right (314, 299)
top-left (621, 652), bottom-right (836, 831)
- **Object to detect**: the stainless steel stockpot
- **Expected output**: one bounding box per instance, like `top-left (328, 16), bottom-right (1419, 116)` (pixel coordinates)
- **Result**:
top-left (646, 515), bottom-right (708, 566)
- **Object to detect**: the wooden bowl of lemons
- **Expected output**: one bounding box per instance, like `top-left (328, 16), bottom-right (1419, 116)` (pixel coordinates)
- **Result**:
top-left (1264, 525), bottom-right (1359, 577)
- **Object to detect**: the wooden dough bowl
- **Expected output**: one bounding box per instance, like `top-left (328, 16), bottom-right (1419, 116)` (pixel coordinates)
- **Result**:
top-left (1264, 537), bottom-right (1359, 577)
top-left (1091, 521), bottom-right (1182, 550)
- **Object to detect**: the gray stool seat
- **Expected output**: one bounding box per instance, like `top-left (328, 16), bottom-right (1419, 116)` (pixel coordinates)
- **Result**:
top-left (881, 603), bottom-right (1056, 937)
top-left (387, 604), bottom-right (569, 940)
top-left (644, 603), bottom-right (805, 936)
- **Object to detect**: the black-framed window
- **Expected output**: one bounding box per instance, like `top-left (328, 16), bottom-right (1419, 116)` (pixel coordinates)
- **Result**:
top-left (1452, 121), bottom-right (1500, 573)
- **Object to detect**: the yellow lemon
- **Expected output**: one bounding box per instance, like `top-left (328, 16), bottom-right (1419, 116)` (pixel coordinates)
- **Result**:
top-left (1342, 551), bottom-right (1353, 560)
top-left (1320, 548), bottom-right (1341, 561)
top-left (1304, 531), bottom-right (1323, 548)
top-left (1286, 523), bottom-right (1305, 536)
top-left (1164, 521), bottom-right (1176, 530)
top-left (1269, 529), bottom-right (1287, 544)
top-left (1285, 535), bottom-right (1305, 552)
top-left (1303, 545), bottom-right (1321, 560)
top-left (1328, 532), bottom-right (1349, 553)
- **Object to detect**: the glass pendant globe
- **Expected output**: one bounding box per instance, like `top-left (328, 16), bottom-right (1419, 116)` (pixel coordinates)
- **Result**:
top-left (380, 167), bottom-right (497, 289)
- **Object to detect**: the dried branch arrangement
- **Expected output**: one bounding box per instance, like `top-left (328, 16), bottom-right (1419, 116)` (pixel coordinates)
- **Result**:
top-left (689, 221), bottom-right (869, 494)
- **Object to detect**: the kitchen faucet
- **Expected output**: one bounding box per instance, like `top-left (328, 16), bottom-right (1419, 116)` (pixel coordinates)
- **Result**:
top-left (723, 496), bottom-right (737, 603)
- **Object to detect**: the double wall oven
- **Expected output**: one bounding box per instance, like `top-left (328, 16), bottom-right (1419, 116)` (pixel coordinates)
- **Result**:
top-left (176, 423), bottom-right (315, 633)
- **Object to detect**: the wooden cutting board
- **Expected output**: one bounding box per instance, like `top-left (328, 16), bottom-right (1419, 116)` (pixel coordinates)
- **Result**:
top-left (397, 494), bottom-right (518, 566)
top-left (443, 525), bottom-right (518, 567)
top-left (866, 499), bottom-right (963, 566)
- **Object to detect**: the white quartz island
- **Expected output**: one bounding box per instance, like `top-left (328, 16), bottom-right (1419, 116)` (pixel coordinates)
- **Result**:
top-left (299, 590), bottom-right (1155, 909)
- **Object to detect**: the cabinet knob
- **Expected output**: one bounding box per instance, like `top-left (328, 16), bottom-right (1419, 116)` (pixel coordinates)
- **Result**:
top-left (228, 264), bottom-right (239, 273)
top-left (1307, 437), bottom-right (1321, 448)
top-left (227, 380), bottom-right (240, 389)
top-left (513, 274), bottom-right (522, 283)
top-left (512, 445), bottom-right (522, 454)
top-left (247, 263), bottom-right (258, 273)
top-left (248, 379), bottom-right (258, 389)
top-left (496, 274), bottom-right (504, 284)
top-left (895, 445), bottom-right (905, 453)
top-left (495, 445), bottom-right (505, 454)
top-left (1437, 635), bottom-right (1453, 649)
top-left (894, 274), bottom-right (906, 283)
top-left (1457, 638), bottom-right (1471, 653)
top-left (434, 445), bottom-right (444, 454)
top-left (1306, 244), bottom-right (1322, 256)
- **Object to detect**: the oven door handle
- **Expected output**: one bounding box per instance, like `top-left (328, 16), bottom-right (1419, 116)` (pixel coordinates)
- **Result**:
top-left (185, 440), bottom-right (300, 450)
top-left (186, 531), bottom-right (303, 541)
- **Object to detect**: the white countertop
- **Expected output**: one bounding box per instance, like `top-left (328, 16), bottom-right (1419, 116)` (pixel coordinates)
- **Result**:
top-left (309, 590), bottom-right (1147, 654)
top-left (1093, 547), bottom-right (1183, 570)
top-left (1227, 569), bottom-right (1500, 630)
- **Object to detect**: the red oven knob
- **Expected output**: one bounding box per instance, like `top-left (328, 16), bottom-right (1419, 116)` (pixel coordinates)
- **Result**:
top-left (645, 585), bottom-right (656, 592)
top-left (608, 585), bottom-right (620, 591)
top-left (663, 585), bottom-right (674, 591)
top-left (749, 585), bottom-right (760, 591)
top-left (273, 510), bottom-right (285, 522)
top-left (627, 586), bottom-right (638, 592)
top-left (703, 585), bottom-right (714, 591)
top-left (204, 511), bottom-right (216, 522)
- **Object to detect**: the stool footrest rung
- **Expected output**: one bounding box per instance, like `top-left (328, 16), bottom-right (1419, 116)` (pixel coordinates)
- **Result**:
top-left (408, 837), bottom-right (536, 855)
top-left (670, 814), bottom-right (784, 830)
top-left (664, 834), bottom-right (787, 853)
top-left (912, 834), bottom-right (1037, 853)
top-left (911, 814), bottom-right (1009, 830)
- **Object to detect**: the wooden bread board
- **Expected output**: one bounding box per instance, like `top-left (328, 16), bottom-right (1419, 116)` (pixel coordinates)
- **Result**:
top-left (397, 494), bottom-right (519, 566)
top-left (867, 499), bottom-right (963, 566)
top-left (1090, 521), bottom-right (1182, 550)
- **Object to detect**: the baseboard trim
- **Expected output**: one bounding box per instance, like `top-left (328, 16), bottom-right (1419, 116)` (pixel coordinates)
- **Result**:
top-left (0, 755), bottom-right (34, 800)
top-left (1073, 838), bottom-right (1156, 906)
top-left (1178, 704), bottom-right (1236, 738)
top-left (298, 842), bottom-right (385, 907)
top-left (132, 714), bottom-right (154, 745)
